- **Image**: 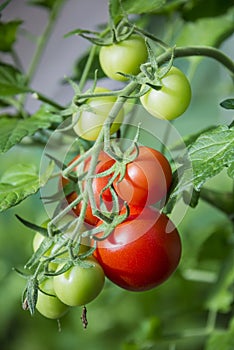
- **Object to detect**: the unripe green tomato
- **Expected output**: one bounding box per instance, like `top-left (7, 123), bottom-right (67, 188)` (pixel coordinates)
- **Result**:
top-left (73, 87), bottom-right (124, 141)
top-left (36, 278), bottom-right (69, 319)
top-left (53, 257), bottom-right (105, 306)
top-left (99, 35), bottom-right (148, 81)
top-left (140, 66), bottom-right (191, 120)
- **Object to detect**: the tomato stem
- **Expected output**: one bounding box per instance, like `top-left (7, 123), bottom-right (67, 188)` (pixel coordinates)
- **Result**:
top-left (158, 46), bottom-right (234, 75)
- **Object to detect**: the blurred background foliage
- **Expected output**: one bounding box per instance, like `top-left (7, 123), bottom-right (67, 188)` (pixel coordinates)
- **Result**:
top-left (0, 0), bottom-right (233, 349)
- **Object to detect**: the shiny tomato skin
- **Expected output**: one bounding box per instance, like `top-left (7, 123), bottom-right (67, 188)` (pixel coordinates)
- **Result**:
top-left (140, 66), bottom-right (191, 120)
top-left (53, 257), bottom-right (105, 306)
top-left (99, 35), bottom-right (148, 81)
top-left (93, 206), bottom-right (181, 291)
top-left (36, 278), bottom-right (69, 319)
top-left (113, 146), bottom-right (172, 206)
top-left (73, 87), bottom-right (124, 140)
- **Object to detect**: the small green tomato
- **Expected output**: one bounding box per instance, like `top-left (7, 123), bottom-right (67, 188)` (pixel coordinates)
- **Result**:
top-left (99, 34), bottom-right (148, 81)
top-left (53, 257), bottom-right (105, 306)
top-left (140, 66), bottom-right (191, 120)
top-left (73, 87), bottom-right (124, 141)
top-left (36, 278), bottom-right (69, 319)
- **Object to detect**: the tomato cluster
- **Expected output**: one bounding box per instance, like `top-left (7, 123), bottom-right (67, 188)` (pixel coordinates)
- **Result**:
top-left (32, 35), bottom-right (187, 321)
top-left (61, 146), bottom-right (181, 294)
top-left (97, 34), bottom-right (191, 121)
top-left (32, 218), bottom-right (105, 320)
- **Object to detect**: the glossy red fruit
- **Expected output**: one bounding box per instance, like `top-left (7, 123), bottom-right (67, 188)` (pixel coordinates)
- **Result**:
top-left (113, 146), bottom-right (172, 207)
top-left (93, 206), bottom-right (181, 291)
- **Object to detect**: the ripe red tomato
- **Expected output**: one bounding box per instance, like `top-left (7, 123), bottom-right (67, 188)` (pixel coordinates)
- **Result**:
top-left (93, 206), bottom-right (181, 291)
top-left (62, 151), bottom-right (118, 226)
top-left (113, 146), bottom-right (172, 207)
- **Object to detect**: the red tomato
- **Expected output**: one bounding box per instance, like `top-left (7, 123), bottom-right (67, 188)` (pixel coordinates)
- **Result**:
top-left (113, 146), bottom-right (172, 206)
top-left (61, 151), bottom-right (119, 226)
top-left (93, 206), bottom-right (181, 291)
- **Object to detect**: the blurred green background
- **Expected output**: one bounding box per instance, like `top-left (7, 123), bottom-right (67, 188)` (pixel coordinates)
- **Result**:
top-left (0, 1), bottom-right (234, 349)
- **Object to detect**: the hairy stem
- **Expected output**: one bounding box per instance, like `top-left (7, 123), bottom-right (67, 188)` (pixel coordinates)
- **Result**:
top-left (158, 46), bottom-right (234, 75)
top-left (26, 1), bottom-right (64, 85)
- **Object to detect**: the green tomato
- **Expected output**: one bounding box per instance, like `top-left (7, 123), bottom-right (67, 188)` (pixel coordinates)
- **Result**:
top-left (36, 278), bottom-right (69, 319)
top-left (99, 35), bottom-right (148, 81)
top-left (53, 258), bottom-right (105, 306)
top-left (140, 66), bottom-right (191, 120)
top-left (73, 87), bottom-right (124, 141)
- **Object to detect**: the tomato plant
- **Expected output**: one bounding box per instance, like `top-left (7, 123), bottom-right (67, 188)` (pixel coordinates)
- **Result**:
top-left (99, 34), bottom-right (148, 81)
top-left (93, 206), bottom-right (181, 291)
top-left (113, 146), bottom-right (172, 206)
top-left (53, 258), bottom-right (105, 306)
top-left (36, 277), bottom-right (69, 319)
top-left (73, 87), bottom-right (124, 140)
top-left (0, 0), bottom-right (234, 348)
top-left (140, 66), bottom-right (192, 120)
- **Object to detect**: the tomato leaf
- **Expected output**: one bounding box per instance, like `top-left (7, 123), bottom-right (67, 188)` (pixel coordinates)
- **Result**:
top-left (0, 105), bottom-right (62, 153)
top-left (0, 20), bottom-right (22, 52)
top-left (166, 125), bottom-right (234, 211)
top-left (0, 162), bottom-right (54, 212)
top-left (0, 62), bottom-right (29, 95)
top-left (181, 125), bottom-right (233, 191)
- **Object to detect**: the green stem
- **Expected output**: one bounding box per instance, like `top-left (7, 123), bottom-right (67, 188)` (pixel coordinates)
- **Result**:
top-left (31, 90), bottom-right (64, 109)
top-left (26, 1), bottom-right (64, 86)
top-left (79, 45), bottom-right (97, 91)
top-left (78, 26), bottom-right (109, 91)
top-left (158, 46), bottom-right (234, 75)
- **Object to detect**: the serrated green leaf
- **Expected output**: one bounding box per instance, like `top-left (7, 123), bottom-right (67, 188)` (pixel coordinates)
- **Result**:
top-left (174, 125), bottom-right (234, 195)
top-left (206, 317), bottom-right (234, 350)
top-left (190, 125), bottom-right (234, 188)
top-left (0, 20), bottom-right (22, 52)
top-left (166, 125), bottom-right (234, 211)
top-left (220, 98), bottom-right (234, 110)
top-left (0, 105), bottom-right (61, 153)
top-left (0, 63), bottom-right (29, 95)
top-left (0, 162), bottom-right (54, 212)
